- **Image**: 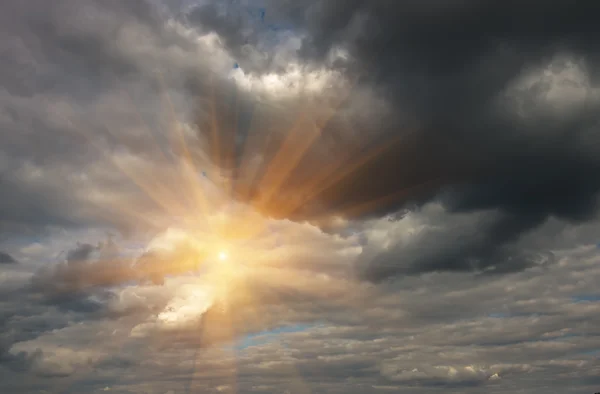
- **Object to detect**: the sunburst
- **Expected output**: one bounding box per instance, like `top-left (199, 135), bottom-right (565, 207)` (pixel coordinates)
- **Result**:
top-left (49, 65), bottom-right (421, 393)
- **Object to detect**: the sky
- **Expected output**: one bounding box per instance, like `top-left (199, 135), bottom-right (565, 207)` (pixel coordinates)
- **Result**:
top-left (1, 1), bottom-right (600, 393)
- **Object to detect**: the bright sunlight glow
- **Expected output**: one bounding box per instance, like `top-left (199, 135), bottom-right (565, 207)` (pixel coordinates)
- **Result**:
top-left (218, 251), bottom-right (228, 261)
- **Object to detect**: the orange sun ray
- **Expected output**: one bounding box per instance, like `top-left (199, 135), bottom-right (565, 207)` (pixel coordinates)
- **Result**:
top-left (247, 74), bottom-right (358, 207)
top-left (156, 73), bottom-right (216, 222)
top-left (49, 102), bottom-right (192, 220)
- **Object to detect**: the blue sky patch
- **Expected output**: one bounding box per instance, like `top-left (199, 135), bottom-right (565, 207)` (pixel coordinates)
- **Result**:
top-left (572, 295), bottom-right (600, 303)
top-left (233, 323), bottom-right (314, 351)
top-left (582, 348), bottom-right (600, 357)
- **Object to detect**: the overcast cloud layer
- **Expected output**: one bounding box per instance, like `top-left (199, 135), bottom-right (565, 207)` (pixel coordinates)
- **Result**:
top-left (1, 1), bottom-right (600, 393)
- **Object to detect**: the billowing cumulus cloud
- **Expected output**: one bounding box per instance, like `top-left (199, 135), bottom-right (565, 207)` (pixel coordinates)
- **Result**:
top-left (188, 0), bottom-right (600, 278)
top-left (1, 0), bottom-right (600, 393)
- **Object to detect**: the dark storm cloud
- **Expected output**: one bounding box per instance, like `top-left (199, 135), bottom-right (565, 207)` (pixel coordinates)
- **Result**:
top-left (358, 211), bottom-right (545, 282)
top-left (189, 0), bottom-right (600, 279)
top-left (0, 251), bottom-right (17, 264)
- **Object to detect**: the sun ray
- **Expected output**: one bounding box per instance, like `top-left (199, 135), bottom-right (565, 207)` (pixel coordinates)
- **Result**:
top-left (277, 129), bottom-right (417, 218)
top-left (223, 129), bottom-right (414, 244)
top-left (214, 277), bottom-right (301, 394)
top-left (231, 268), bottom-right (365, 394)
top-left (209, 75), bottom-right (223, 177)
top-left (329, 176), bottom-right (444, 219)
top-left (187, 313), bottom-right (239, 393)
top-left (49, 104), bottom-right (193, 221)
top-left (120, 87), bottom-right (176, 169)
top-left (115, 91), bottom-right (214, 229)
top-left (36, 49), bottom-right (430, 394)
top-left (249, 75), bottom-right (360, 212)
top-left (231, 98), bottom-right (268, 202)
top-left (222, 77), bottom-right (242, 202)
top-left (156, 73), bottom-right (216, 223)
top-left (253, 112), bottom-right (318, 207)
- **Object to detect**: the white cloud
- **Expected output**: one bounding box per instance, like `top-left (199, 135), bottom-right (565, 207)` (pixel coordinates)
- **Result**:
top-left (501, 54), bottom-right (600, 121)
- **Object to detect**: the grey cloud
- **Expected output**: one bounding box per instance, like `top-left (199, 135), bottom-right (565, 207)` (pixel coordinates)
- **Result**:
top-left (0, 1), bottom-right (157, 99)
top-left (356, 205), bottom-right (560, 282)
top-left (186, 1), bottom-right (307, 74)
top-left (0, 287), bottom-right (94, 380)
top-left (2, 242), bottom-right (600, 392)
top-left (0, 251), bottom-right (17, 264)
top-left (0, 0), bottom-right (236, 238)
top-left (190, 0), bottom-right (600, 278)
top-left (30, 241), bottom-right (129, 297)
top-left (2, 1), bottom-right (600, 392)
top-left (28, 234), bottom-right (209, 305)
top-left (0, 0), bottom-right (599, 282)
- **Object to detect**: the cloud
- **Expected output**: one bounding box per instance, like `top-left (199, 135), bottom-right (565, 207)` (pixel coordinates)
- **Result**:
top-left (355, 203), bottom-right (560, 281)
top-left (30, 240), bottom-right (134, 298)
top-left (3, 227), bottom-right (600, 392)
top-left (0, 251), bottom-right (17, 264)
top-left (182, 0), bottom-right (600, 278)
top-left (1, 1), bottom-right (600, 393)
top-left (0, 0), bottom-right (238, 238)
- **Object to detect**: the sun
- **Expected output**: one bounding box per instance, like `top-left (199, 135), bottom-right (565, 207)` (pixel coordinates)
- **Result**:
top-left (218, 251), bottom-right (228, 261)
